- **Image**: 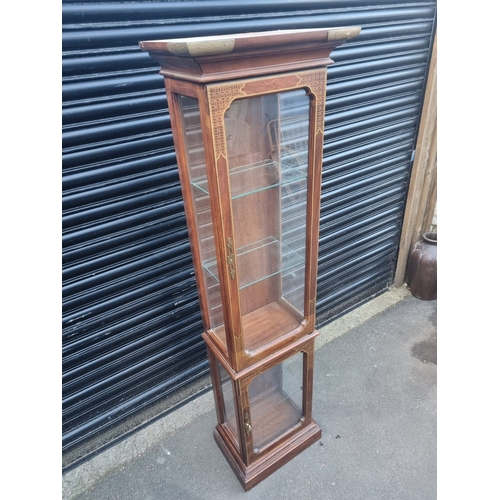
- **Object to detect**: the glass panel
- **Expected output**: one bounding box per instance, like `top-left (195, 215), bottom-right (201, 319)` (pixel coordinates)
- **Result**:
top-left (218, 361), bottom-right (239, 450)
top-left (248, 351), bottom-right (304, 452)
top-left (224, 90), bottom-right (310, 353)
top-left (179, 95), bottom-right (226, 347)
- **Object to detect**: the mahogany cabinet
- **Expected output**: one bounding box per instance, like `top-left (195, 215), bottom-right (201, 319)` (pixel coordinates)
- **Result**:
top-left (140, 26), bottom-right (361, 490)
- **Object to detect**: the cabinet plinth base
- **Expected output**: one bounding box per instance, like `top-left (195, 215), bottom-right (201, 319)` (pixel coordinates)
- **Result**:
top-left (214, 420), bottom-right (321, 491)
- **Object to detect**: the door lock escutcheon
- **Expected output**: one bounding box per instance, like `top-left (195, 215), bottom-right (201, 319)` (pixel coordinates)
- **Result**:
top-left (244, 412), bottom-right (252, 436)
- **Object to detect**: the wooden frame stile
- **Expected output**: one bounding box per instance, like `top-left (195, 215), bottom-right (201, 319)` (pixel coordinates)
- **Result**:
top-left (198, 80), bottom-right (244, 370)
top-left (302, 69), bottom-right (327, 330)
top-left (203, 78), bottom-right (254, 370)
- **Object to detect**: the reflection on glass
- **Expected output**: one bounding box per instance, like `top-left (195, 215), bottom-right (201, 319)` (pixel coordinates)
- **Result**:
top-left (225, 90), bottom-right (310, 353)
top-left (218, 361), bottom-right (239, 450)
top-left (179, 95), bottom-right (226, 347)
top-left (248, 351), bottom-right (304, 451)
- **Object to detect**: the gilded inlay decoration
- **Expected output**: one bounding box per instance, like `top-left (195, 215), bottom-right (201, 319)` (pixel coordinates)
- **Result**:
top-left (309, 297), bottom-right (317, 317)
top-left (298, 70), bottom-right (327, 134)
top-left (207, 69), bottom-right (327, 160)
top-left (207, 83), bottom-right (247, 161)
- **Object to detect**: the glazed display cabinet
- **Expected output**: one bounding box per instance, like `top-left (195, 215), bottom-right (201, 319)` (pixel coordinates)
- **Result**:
top-left (140, 27), bottom-right (361, 490)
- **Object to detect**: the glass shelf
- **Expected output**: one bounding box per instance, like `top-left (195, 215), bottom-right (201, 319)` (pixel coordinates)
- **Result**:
top-left (190, 158), bottom-right (307, 200)
top-left (202, 236), bottom-right (305, 290)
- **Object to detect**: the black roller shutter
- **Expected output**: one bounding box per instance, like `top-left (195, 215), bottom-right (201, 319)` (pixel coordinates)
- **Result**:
top-left (62, 0), bottom-right (436, 465)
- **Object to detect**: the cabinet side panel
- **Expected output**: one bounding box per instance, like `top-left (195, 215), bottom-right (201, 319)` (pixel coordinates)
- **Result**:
top-left (175, 95), bottom-right (227, 347)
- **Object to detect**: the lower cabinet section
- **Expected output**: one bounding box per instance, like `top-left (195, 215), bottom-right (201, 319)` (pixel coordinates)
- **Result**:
top-left (204, 332), bottom-right (321, 490)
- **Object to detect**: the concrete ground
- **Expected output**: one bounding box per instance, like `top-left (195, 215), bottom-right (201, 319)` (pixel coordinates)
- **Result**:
top-left (63, 286), bottom-right (437, 500)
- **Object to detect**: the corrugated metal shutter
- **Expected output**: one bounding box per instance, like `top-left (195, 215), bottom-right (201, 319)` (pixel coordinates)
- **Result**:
top-left (62, 0), bottom-right (436, 465)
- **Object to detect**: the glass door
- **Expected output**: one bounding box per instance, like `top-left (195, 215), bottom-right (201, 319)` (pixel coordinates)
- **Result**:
top-left (247, 350), bottom-right (304, 453)
top-left (224, 89), bottom-right (311, 354)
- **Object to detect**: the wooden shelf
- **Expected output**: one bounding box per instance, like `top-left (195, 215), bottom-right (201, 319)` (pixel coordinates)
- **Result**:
top-left (242, 301), bottom-right (302, 352)
top-left (213, 301), bottom-right (302, 353)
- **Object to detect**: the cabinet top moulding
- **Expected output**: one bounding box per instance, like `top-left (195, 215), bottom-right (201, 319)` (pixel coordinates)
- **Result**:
top-left (139, 27), bottom-right (361, 83)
